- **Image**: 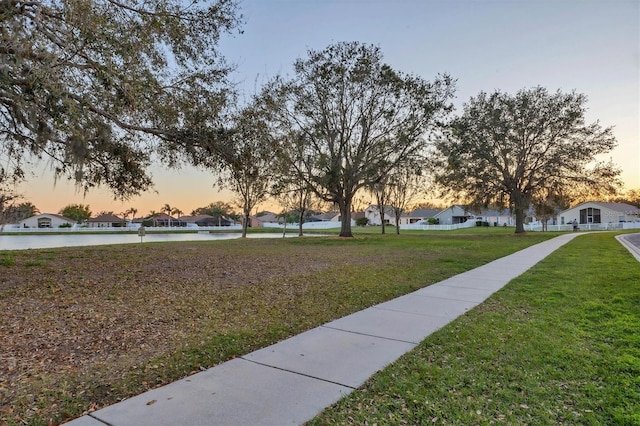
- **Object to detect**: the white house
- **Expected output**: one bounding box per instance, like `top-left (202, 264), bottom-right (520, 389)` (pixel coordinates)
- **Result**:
top-left (86, 213), bottom-right (125, 228)
top-left (19, 213), bottom-right (76, 229)
top-left (364, 205), bottom-right (395, 225)
top-left (308, 212), bottom-right (341, 222)
top-left (434, 205), bottom-right (474, 225)
top-left (471, 208), bottom-right (514, 226)
top-left (557, 201), bottom-right (640, 226)
top-left (399, 208), bottom-right (441, 225)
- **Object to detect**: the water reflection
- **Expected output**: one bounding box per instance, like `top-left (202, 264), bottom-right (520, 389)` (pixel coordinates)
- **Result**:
top-left (0, 232), bottom-right (304, 251)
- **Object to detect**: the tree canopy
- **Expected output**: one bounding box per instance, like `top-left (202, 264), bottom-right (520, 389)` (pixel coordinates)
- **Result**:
top-left (193, 101), bottom-right (275, 237)
top-left (1, 0), bottom-right (240, 198)
top-left (434, 87), bottom-right (621, 233)
top-left (191, 201), bottom-right (238, 219)
top-left (264, 42), bottom-right (455, 237)
top-left (59, 203), bottom-right (92, 222)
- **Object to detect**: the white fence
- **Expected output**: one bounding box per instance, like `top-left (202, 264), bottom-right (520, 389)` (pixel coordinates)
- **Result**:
top-left (524, 222), bottom-right (640, 232)
top-left (400, 220), bottom-right (478, 231)
top-left (1, 224), bottom-right (243, 233)
top-left (262, 221), bottom-right (347, 230)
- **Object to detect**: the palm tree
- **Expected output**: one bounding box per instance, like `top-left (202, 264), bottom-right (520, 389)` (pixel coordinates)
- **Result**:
top-left (171, 207), bottom-right (183, 227)
top-left (148, 210), bottom-right (159, 227)
top-left (161, 204), bottom-right (173, 226)
top-left (128, 207), bottom-right (138, 222)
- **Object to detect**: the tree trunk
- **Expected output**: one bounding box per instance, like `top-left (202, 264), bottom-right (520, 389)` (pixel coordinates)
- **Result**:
top-left (380, 209), bottom-right (386, 234)
top-left (339, 201), bottom-right (353, 237)
top-left (514, 206), bottom-right (526, 234)
top-left (512, 189), bottom-right (528, 234)
top-left (395, 212), bottom-right (401, 235)
top-left (242, 212), bottom-right (249, 238)
top-left (298, 210), bottom-right (304, 237)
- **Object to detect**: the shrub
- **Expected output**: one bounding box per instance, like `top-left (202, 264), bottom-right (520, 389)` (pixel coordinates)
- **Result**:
top-left (355, 217), bottom-right (369, 227)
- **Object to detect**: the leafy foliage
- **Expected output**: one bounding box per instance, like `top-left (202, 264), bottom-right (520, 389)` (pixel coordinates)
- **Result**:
top-left (0, 197), bottom-right (39, 224)
top-left (434, 87), bottom-right (621, 233)
top-left (355, 217), bottom-right (369, 227)
top-left (191, 201), bottom-right (238, 220)
top-left (0, 0), bottom-right (240, 197)
top-left (204, 101), bottom-right (276, 237)
top-left (59, 203), bottom-right (91, 223)
top-left (264, 42), bottom-right (455, 237)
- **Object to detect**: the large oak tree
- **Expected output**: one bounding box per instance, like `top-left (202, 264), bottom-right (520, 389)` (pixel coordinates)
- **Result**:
top-left (434, 87), bottom-right (621, 233)
top-left (1, 0), bottom-right (240, 197)
top-left (264, 42), bottom-right (454, 237)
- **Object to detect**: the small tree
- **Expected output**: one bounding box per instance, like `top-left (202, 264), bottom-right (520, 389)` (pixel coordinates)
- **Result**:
top-left (192, 201), bottom-right (239, 222)
top-left (210, 102), bottom-right (276, 238)
top-left (387, 167), bottom-right (425, 234)
top-left (59, 204), bottom-right (92, 223)
top-left (369, 179), bottom-right (389, 234)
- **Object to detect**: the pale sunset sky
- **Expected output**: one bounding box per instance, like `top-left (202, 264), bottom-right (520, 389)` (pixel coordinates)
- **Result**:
top-left (18, 0), bottom-right (640, 216)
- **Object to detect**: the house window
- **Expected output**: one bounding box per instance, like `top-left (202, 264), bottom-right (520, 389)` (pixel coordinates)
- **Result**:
top-left (37, 218), bottom-right (51, 228)
top-left (579, 208), bottom-right (601, 224)
top-left (560, 217), bottom-right (565, 225)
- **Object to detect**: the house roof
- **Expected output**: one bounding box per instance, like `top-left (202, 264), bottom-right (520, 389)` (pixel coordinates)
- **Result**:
top-left (559, 201), bottom-right (640, 216)
top-left (310, 212), bottom-right (339, 221)
top-left (365, 205), bottom-right (394, 215)
top-left (20, 213), bottom-right (76, 223)
top-left (254, 213), bottom-right (282, 223)
top-left (409, 208), bottom-right (440, 218)
top-left (147, 212), bottom-right (174, 220)
top-left (434, 205), bottom-right (472, 217)
top-left (180, 214), bottom-right (215, 222)
top-left (88, 214), bottom-right (123, 222)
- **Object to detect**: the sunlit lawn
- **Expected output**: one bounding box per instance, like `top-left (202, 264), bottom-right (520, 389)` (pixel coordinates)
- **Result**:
top-left (1, 227), bottom-right (554, 425)
top-left (310, 232), bottom-right (640, 425)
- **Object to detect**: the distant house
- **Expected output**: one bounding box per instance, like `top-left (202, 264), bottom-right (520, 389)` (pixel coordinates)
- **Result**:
top-left (308, 212), bottom-right (341, 222)
top-left (143, 213), bottom-right (184, 227)
top-left (471, 208), bottom-right (514, 226)
top-left (364, 205), bottom-right (395, 225)
top-left (87, 214), bottom-right (124, 228)
top-left (249, 212), bottom-right (282, 227)
top-left (434, 205), bottom-right (474, 225)
top-left (180, 214), bottom-right (231, 227)
top-left (557, 201), bottom-right (640, 226)
top-left (400, 208), bottom-right (441, 225)
top-left (19, 213), bottom-right (76, 229)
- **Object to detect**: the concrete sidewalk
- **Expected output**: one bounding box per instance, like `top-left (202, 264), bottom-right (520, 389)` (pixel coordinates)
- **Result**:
top-left (67, 233), bottom-right (580, 426)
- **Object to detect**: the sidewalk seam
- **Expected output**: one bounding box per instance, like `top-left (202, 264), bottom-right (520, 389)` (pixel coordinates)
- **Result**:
top-left (239, 357), bottom-right (358, 390)
top-left (320, 324), bottom-right (421, 345)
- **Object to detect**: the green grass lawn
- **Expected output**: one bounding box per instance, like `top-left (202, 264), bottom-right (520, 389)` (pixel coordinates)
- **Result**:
top-left (309, 232), bottom-right (640, 425)
top-left (5, 228), bottom-right (638, 425)
top-left (1, 227), bottom-right (557, 425)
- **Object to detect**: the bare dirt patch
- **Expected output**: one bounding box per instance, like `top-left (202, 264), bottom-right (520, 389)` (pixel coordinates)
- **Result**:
top-left (0, 238), bottom-right (375, 425)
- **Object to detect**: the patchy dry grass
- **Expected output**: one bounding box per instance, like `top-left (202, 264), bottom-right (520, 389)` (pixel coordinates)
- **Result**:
top-left (0, 231), bottom-right (555, 425)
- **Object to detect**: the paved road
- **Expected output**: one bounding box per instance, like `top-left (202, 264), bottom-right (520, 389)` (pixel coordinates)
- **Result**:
top-left (617, 233), bottom-right (640, 262)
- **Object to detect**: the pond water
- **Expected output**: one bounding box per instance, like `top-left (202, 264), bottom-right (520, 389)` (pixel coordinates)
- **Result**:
top-left (0, 232), bottom-right (298, 251)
